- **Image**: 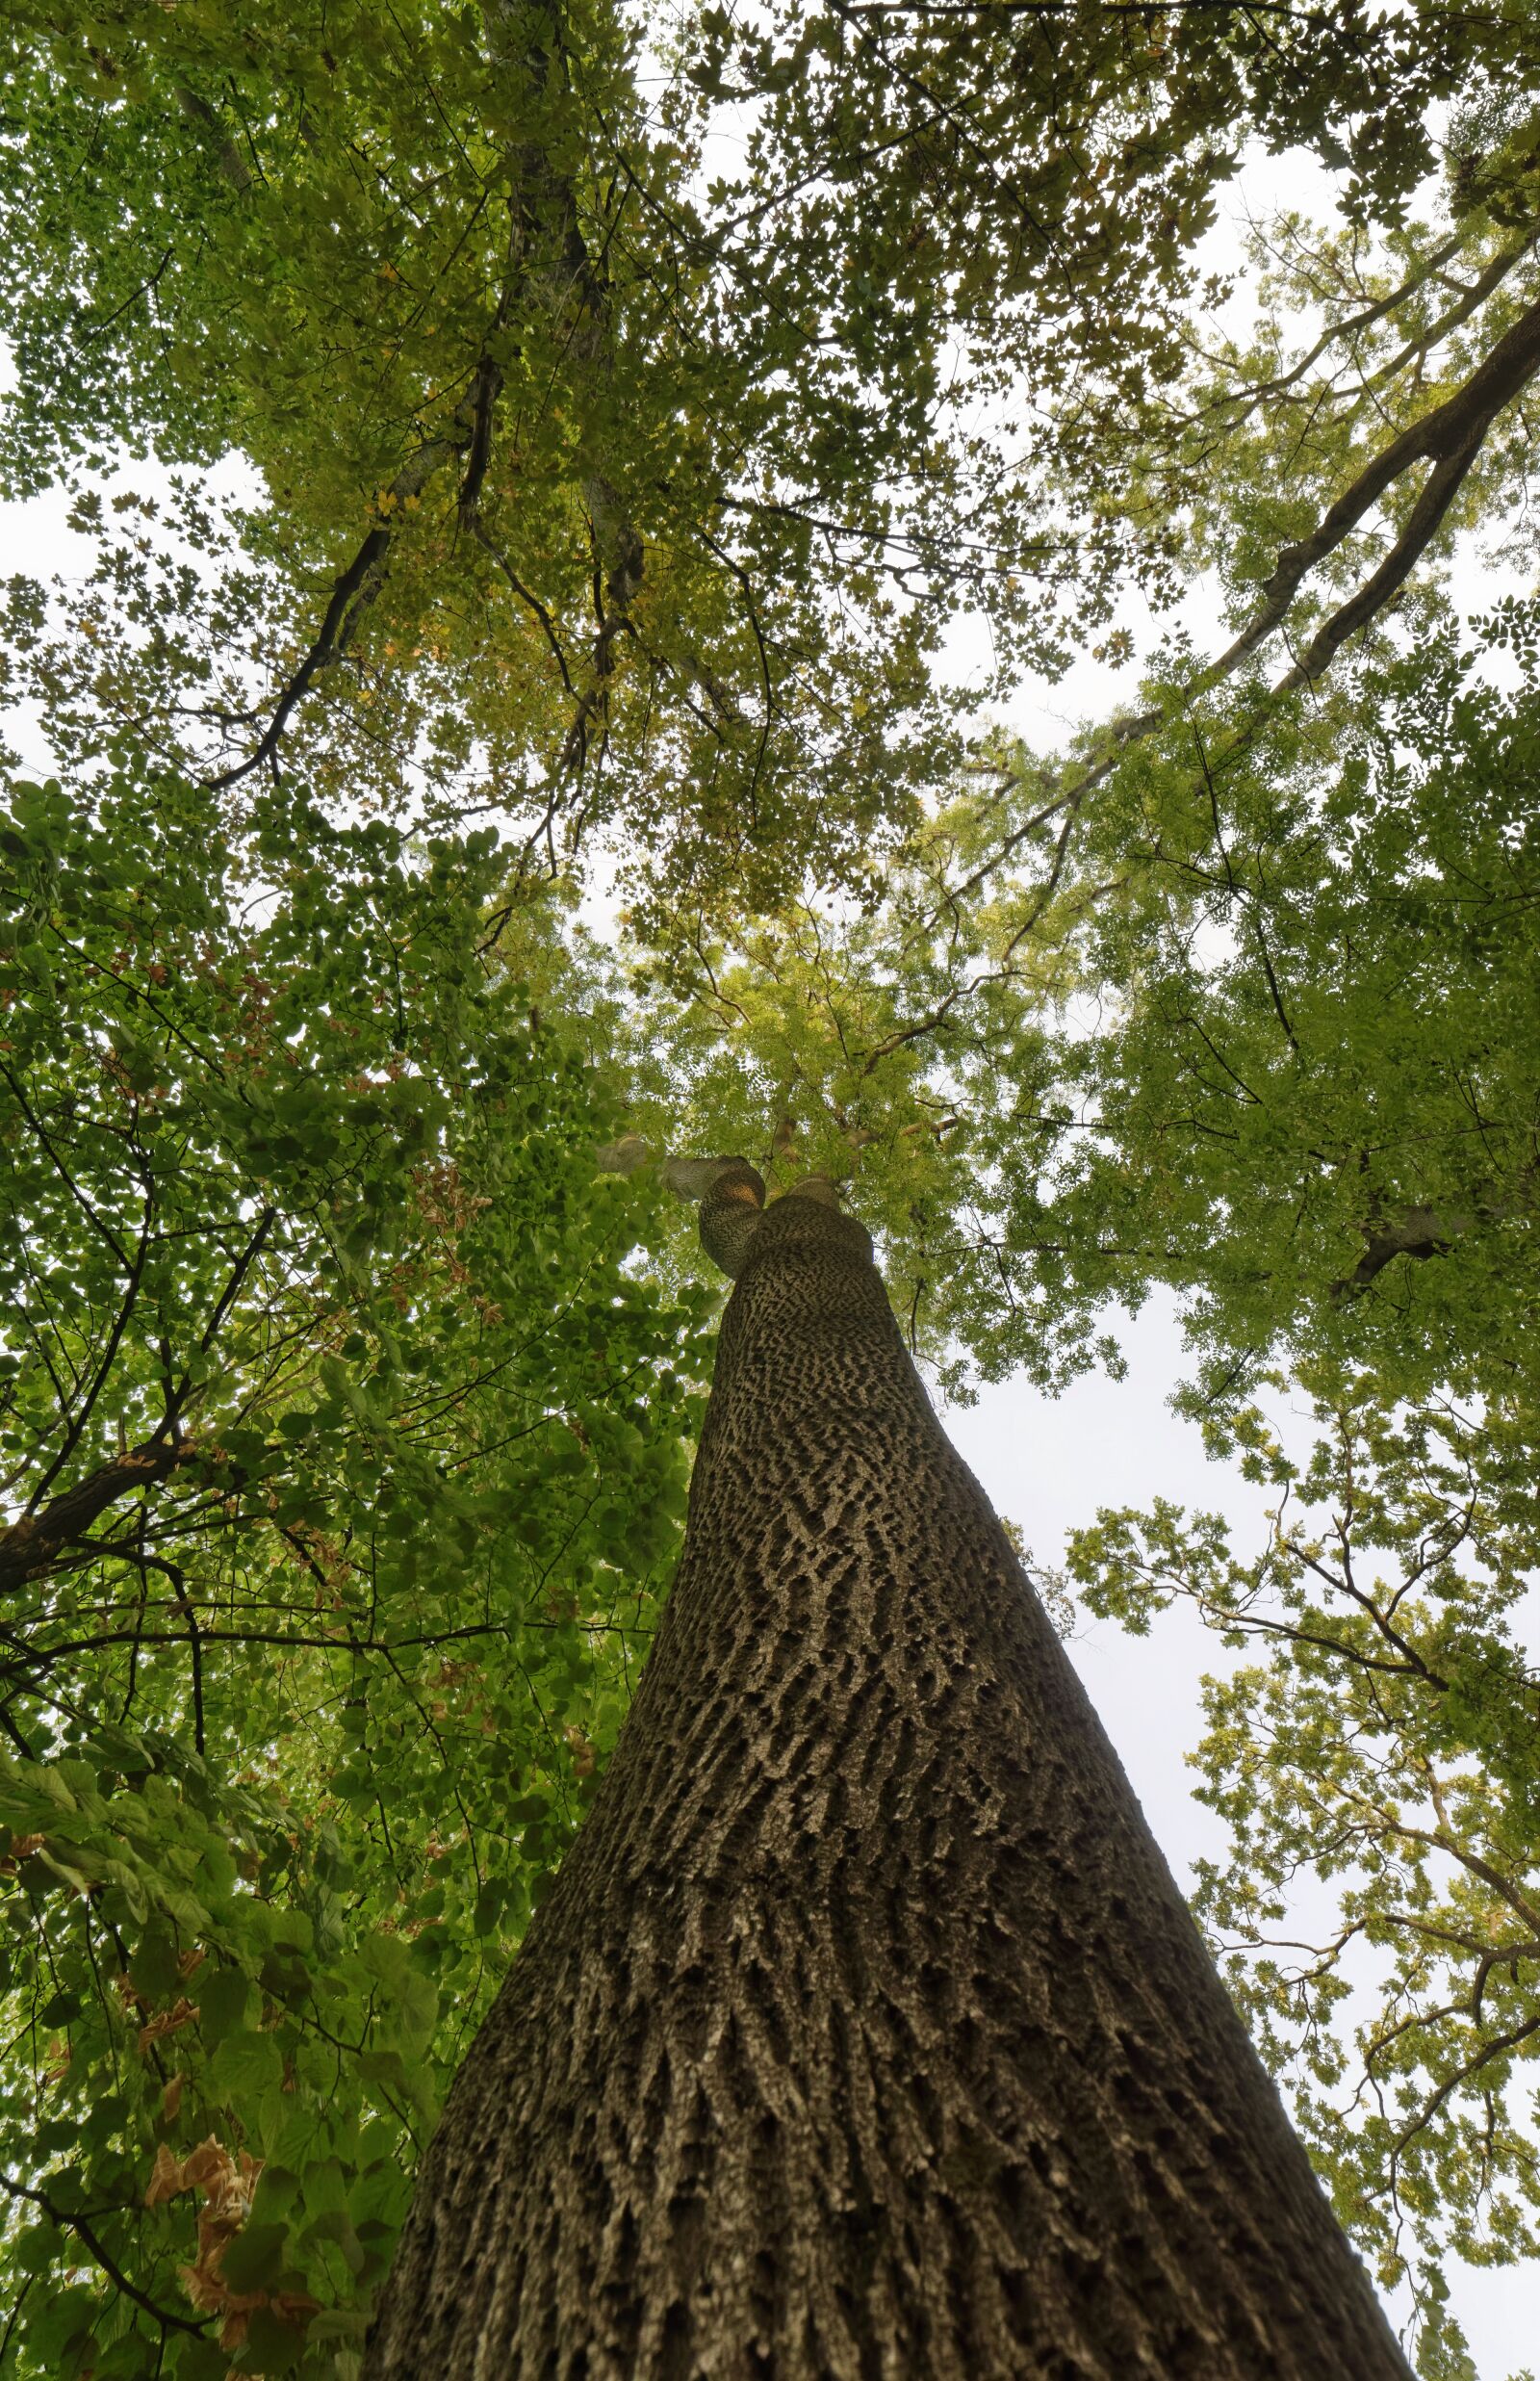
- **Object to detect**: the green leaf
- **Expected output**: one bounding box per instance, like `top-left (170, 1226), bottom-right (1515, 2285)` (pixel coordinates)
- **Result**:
top-left (207, 2025), bottom-right (284, 2103)
top-left (130, 1922), bottom-right (182, 2006)
top-left (195, 1964), bottom-right (251, 2050)
top-left (218, 2220), bottom-right (289, 2294)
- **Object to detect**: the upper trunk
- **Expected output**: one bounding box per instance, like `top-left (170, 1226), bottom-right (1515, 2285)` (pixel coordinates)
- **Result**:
top-left (364, 1178), bottom-right (1409, 2378)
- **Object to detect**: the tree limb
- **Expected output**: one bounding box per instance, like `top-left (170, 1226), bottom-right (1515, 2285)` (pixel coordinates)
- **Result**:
top-left (595, 1138), bottom-right (840, 1276)
top-left (174, 86), bottom-right (256, 194)
top-left (1215, 287), bottom-right (1540, 686)
top-left (0, 1441), bottom-right (197, 1596)
top-left (209, 436), bottom-right (466, 788)
top-left (0, 2169), bottom-right (208, 2338)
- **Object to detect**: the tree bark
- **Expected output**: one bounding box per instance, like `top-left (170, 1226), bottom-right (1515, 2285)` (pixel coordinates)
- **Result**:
top-left (0, 1437), bottom-right (192, 1596)
top-left (365, 1176), bottom-right (1410, 2378)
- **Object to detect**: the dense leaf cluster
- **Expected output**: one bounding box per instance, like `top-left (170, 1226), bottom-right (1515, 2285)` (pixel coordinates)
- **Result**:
top-left (0, 773), bottom-right (707, 2374)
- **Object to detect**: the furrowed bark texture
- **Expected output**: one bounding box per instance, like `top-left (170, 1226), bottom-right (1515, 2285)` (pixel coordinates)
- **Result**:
top-left (365, 1186), bottom-right (1409, 2379)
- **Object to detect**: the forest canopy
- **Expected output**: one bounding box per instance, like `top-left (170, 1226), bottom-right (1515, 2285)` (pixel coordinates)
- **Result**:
top-left (2, 4), bottom-right (1538, 2375)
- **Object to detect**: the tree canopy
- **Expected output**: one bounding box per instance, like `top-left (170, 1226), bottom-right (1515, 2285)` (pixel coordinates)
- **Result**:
top-left (3, 3), bottom-right (1539, 2373)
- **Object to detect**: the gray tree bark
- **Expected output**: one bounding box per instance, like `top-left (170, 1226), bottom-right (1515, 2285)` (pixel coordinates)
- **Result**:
top-left (364, 1169), bottom-right (1410, 2378)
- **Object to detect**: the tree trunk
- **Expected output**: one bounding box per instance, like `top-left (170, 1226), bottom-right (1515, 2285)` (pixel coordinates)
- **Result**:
top-left (365, 1175), bottom-right (1410, 2378)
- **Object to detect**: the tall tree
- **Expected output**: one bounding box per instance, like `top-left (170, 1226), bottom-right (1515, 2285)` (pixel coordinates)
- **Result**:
top-left (602, 522), bottom-right (1540, 2367)
top-left (366, 1163), bottom-right (1409, 2378)
top-left (7, 10), bottom-right (1540, 2371)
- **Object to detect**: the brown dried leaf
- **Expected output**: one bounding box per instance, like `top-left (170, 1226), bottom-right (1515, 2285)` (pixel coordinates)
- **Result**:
top-left (138, 1995), bottom-right (197, 2055)
top-left (144, 2141), bottom-right (187, 2208)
